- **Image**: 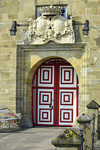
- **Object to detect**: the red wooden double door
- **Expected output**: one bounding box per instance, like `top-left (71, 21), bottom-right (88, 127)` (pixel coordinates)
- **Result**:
top-left (32, 59), bottom-right (78, 126)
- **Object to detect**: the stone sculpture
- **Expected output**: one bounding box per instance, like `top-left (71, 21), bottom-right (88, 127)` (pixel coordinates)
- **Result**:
top-left (28, 5), bottom-right (75, 44)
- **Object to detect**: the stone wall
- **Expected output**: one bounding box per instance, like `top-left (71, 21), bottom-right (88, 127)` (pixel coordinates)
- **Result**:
top-left (0, 0), bottom-right (100, 118)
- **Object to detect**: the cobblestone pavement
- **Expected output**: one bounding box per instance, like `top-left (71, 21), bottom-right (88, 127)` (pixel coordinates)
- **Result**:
top-left (0, 127), bottom-right (66, 150)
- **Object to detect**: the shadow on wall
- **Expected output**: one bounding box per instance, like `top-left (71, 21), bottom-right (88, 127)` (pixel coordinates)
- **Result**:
top-left (73, 20), bottom-right (82, 43)
top-left (95, 36), bottom-right (100, 47)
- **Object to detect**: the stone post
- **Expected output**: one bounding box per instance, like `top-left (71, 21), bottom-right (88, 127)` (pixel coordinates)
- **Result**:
top-left (92, 114), bottom-right (95, 148)
top-left (51, 128), bottom-right (84, 150)
top-left (87, 100), bottom-right (100, 138)
top-left (20, 115), bottom-right (33, 128)
top-left (77, 113), bottom-right (92, 150)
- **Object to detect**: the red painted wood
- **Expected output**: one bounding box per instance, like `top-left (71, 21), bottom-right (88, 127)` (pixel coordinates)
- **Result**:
top-left (54, 64), bottom-right (57, 126)
top-left (32, 58), bottom-right (79, 126)
top-left (36, 70), bottom-right (38, 125)
top-left (76, 75), bottom-right (79, 116)
top-left (57, 65), bottom-right (60, 126)
top-left (60, 109), bottom-right (73, 123)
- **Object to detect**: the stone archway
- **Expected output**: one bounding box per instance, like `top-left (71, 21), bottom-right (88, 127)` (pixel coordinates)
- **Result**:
top-left (17, 43), bottom-right (85, 125)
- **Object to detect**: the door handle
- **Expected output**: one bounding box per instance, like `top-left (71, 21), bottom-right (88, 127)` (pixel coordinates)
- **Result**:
top-left (49, 105), bottom-right (53, 110)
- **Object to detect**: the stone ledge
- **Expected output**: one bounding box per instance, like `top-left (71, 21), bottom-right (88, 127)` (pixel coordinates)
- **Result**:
top-left (17, 42), bottom-right (86, 51)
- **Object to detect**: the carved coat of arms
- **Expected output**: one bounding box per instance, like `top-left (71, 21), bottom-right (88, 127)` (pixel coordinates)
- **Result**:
top-left (28, 5), bottom-right (75, 44)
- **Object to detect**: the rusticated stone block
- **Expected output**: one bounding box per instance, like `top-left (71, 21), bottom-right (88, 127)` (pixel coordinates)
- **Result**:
top-left (8, 14), bottom-right (18, 19)
top-left (87, 7), bottom-right (97, 15)
top-left (97, 7), bottom-right (100, 14)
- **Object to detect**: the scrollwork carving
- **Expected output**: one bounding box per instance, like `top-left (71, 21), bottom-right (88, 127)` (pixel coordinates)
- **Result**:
top-left (28, 6), bottom-right (75, 44)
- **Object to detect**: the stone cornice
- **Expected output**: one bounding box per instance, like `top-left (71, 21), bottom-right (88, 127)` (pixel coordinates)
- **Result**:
top-left (17, 43), bottom-right (86, 51)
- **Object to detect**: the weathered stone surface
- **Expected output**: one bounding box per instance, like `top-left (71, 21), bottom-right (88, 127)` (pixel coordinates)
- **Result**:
top-left (51, 128), bottom-right (84, 148)
top-left (20, 115), bottom-right (33, 128)
top-left (77, 113), bottom-right (92, 124)
top-left (87, 100), bottom-right (100, 109)
top-left (28, 6), bottom-right (75, 44)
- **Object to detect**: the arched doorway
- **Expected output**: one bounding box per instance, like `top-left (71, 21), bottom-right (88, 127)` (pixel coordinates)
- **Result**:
top-left (32, 58), bottom-right (79, 126)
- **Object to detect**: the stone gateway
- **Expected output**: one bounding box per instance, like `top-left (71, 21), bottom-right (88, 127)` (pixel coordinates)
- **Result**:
top-left (0, 0), bottom-right (100, 131)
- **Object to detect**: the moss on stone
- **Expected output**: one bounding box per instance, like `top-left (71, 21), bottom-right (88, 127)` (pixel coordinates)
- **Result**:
top-left (51, 128), bottom-right (84, 148)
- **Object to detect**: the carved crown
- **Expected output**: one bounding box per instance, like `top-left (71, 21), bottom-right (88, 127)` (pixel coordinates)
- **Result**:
top-left (39, 5), bottom-right (62, 16)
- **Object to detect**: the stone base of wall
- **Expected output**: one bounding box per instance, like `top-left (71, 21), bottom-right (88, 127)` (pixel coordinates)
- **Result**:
top-left (20, 115), bottom-right (33, 128)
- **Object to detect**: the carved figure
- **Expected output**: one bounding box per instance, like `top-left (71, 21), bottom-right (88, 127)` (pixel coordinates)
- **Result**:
top-left (28, 5), bottom-right (75, 44)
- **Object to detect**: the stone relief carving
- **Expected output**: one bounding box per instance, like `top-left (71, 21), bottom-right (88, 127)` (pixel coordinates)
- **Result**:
top-left (28, 5), bottom-right (75, 44)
